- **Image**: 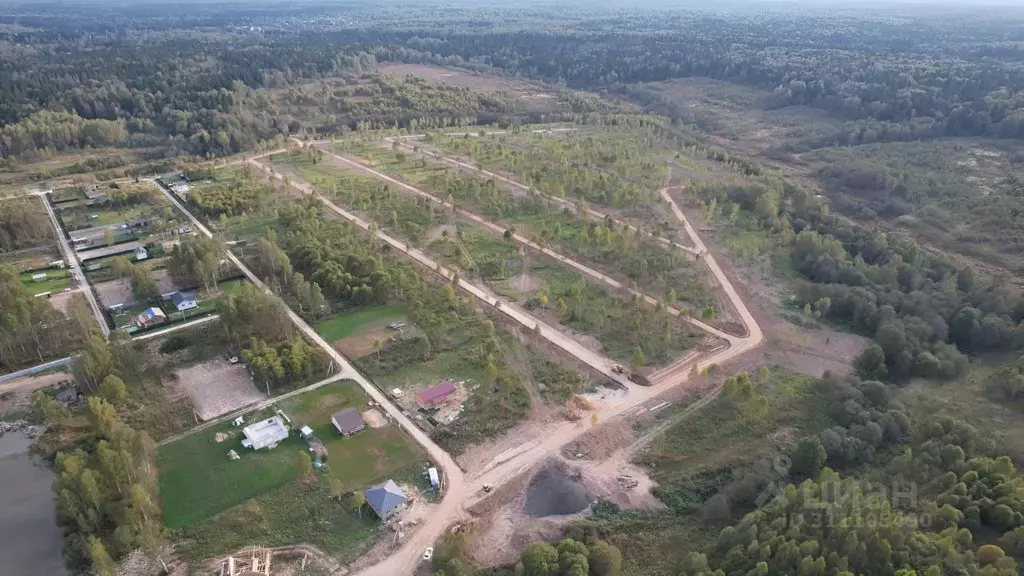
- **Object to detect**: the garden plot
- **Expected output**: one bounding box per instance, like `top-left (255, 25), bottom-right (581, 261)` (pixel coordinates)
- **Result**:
top-left (94, 279), bottom-right (134, 309)
top-left (159, 380), bottom-right (427, 564)
top-left (314, 304), bottom-right (411, 359)
top-left (167, 357), bottom-right (265, 421)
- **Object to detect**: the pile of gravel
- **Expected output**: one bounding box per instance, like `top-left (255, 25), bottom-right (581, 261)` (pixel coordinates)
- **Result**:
top-left (0, 420), bottom-right (38, 439)
top-left (524, 461), bottom-right (593, 517)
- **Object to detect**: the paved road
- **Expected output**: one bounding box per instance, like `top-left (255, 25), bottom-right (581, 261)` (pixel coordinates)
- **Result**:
top-left (252, 154), bottom-right (631, 386)
top-left (150, 178), bottom-right (468, 576)
top-left (38, 192), bottom-right (110, 337)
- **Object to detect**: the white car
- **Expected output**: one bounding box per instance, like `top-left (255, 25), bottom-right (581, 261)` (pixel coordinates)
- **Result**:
top-left (423, 547), bottom-right (433, 561)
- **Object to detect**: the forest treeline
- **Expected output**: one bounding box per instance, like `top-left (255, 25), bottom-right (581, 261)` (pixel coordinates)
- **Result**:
top-left (691, 168), bottom-right (1024, 382)
top-left (3, 3), bottom-right (1024, 165)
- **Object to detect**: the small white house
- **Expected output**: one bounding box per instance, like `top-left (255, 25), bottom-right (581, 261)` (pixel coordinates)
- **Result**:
top-left (166, 291), bottom-right (198, 312)
top-left (134, 246), bottom-right (148, 261)
top-left (241, 416), bottom-right (289, 450)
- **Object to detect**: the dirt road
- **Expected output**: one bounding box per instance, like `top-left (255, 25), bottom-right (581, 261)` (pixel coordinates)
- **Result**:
top-left (37, 192), bottom-right (110, 337)
top-left (280, 136), bottom-right (763, 575)
top-left (249, 155), bottom-right (631, 385)
top-left (385, 135), bottom-right (702, 257)
top-left (309, 144), bottom-right (736, 345)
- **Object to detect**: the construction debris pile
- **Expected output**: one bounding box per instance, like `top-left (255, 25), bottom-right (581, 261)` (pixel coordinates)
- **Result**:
top-left (219, 547), bottom-right (272, 576)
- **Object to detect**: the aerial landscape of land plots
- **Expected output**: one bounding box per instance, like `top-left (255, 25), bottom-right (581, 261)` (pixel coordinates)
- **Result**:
top-left (49, 181), bottom-right (248, 333)
top-left (271, 133), bottom-right (733, 375)
top-left (11, 3), bottom-right (1024, 576)
top-left (190, 158), bottom-right (604, 454)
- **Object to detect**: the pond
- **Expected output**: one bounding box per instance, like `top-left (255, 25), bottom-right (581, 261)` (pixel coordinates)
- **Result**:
top-left (0, 432), bottom-right (66, 576)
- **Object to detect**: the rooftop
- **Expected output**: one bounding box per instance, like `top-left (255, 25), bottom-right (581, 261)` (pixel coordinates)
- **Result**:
top-left (241, 416), bottom-right (289, 450)
top-left (331, 408), bottom-right (365, 434)
top-left (416, 379), bottom-right (456, 406)
top-left (364, 479), bottom-right (407, 519)
top-left (168, 291), bottom-right (197, 305)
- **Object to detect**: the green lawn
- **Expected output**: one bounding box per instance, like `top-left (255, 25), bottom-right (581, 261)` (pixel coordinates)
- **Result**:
top-left (314, 304), bottom-right (408, 341)
top-left (158, 412), bottom-right (306, 529)
top-left (158, 380), bottom-right (425, 530)
top-left (19, 270), bottom-right (71, 295)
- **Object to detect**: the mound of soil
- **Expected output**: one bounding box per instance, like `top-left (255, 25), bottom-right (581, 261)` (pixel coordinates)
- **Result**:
top-left (524, 461), bottom-right (593, 517)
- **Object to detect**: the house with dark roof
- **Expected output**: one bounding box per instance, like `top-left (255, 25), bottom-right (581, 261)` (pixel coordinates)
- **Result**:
top-left (364, 480), bottom-right (407, 520)
top-left (166, 291), bottom-right (198, 312)
top-left (416, 379), bottom-right (456, 409)
top-left (331, 408), bottom-right (366, 436)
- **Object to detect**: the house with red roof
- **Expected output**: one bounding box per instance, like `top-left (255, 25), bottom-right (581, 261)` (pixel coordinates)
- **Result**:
top-left (416, 379), bottom-right (456, 409)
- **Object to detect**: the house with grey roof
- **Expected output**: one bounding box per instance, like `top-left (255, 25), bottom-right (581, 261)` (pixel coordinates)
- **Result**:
top-left (241, 416), bottom-right (289, 451)
top-left (166, 291), bottom-right (198, 312)
top-left (331, 408), bottom-right (365, 436)
top-left (364, 480), bottom-right (407, 520)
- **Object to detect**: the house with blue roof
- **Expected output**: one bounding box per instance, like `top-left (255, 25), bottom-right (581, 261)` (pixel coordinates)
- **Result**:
top-left (364, 480), bottom-right (407, 521)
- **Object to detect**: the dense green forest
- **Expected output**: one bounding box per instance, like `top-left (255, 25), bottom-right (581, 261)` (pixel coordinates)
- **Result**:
top-left (3, 1), bottom-right (1024, 164)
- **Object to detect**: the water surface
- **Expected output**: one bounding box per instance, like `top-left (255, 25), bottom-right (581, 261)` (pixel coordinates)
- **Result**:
top-left (0, 433), bottom-right (66, 576)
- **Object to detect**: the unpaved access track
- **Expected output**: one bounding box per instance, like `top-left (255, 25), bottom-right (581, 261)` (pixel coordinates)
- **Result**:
top-left (250, 135), bottom-right (764, 576)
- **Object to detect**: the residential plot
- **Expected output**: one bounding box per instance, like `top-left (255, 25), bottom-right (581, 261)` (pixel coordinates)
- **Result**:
top-left (18, 269), bottom-right (71, 295)
top-left (314, 304), bottom-right (411, 359)
top-left (168, 357), bottom-right (265, 420)
top-left (159, 380), bottom-right (427, 563)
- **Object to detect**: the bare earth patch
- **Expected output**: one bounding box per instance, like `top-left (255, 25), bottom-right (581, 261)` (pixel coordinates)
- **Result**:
top-left (426, 224), bottom-right (457, 241)
top-left (47, 289), bottom-right (77, 315)
top-left (0, 372), bottom-right (73, 416)
top-left (95, 279), bottom-right (134, 308)
top-left (152, 268), bottom-right (178, 294)
top-left (167, 358), bottom-right (265, 421)
top-left (379, 63), bottom-right (547, 95)
top-left (333, 327), bottom-right (394, 359)
top-left (361, 408), bottom-right (386, 428)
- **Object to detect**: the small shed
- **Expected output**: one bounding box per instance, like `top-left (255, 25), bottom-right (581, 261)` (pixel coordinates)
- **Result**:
top-left (364, 480), bottom-right (407, 521)
top-left (428, 467), bottom-right (440, 490)
top-left (134, 246), bottom-right (148, 261)
top-left (299, 425), bottom-right (315, 439)
top-left (241, 416), bottom-right (289, 450)
top-left (32, 272), bottom-right (47, 281)
top-left (134, 307), bottom-right (167, 328)
top-left (331, 408), bottom-right (365, 436)
top-left (416, 379), bottom-right (456, 409)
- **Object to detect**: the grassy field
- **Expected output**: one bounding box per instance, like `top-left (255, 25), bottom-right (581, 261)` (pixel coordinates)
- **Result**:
top-left (19, 270), bottom-right (71, 295)
top-left (314, 304), bottom-right (408, 341)
top-left (158, 380), bottom-right (424, 531)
